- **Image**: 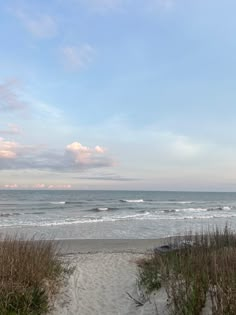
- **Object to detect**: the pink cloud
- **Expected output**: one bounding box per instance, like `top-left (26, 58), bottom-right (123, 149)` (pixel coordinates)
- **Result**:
top-left (95, 145), bottom-right (105, 153)
top-left (47, 184), bottom-right (72, 189)
top-left (33, 183), bottom-right (46, 188)
top-left (0, 138), bottom-right (18, 159)
top-left (66, 142), bottom-right (107, 165)
top-left (4, 184), bottom-right (18, 189)
top-left (0, 138), bottom-right (33, 159)
top-left (0, 139), bottom-right (113, 171)
top-left (0, 123), bottom-right (21, 136)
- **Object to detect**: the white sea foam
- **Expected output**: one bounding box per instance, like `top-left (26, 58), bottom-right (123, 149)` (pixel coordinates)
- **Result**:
top-left (121, 199), bottom-right (144, 203)
top-left (116, 212), bottom-right (150, 220)
top-left (157, 201), bottom-right (193, 204)
top-left (97, 208), bottom-right (109, 211)
top-left (179, 207), bottom-right (208, 212)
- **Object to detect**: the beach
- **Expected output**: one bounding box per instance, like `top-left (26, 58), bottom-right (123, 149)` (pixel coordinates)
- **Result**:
top-left (0, 190), bottom-right (235, 314)
top-left (51, 239), bottom-right (170, 315)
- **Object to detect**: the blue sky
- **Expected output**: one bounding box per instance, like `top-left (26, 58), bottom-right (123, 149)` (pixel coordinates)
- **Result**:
top-left (0, 0), bottom-right (236, 191)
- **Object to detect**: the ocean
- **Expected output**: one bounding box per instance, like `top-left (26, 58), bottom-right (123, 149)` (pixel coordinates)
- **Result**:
top-left (0, 190), bottom-right (236, 239)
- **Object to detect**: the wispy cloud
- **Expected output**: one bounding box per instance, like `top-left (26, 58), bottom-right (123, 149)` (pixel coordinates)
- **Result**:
top-left (33, 101), bottom-right (63, 120)
top-left (72, 0), bottom-right (174, 13)
top-left (0, 124), bottom-right (21, 136)
top-left (0, 79), bottom-right (27, 111)
top-left (61, 44), bottom-right (94, 71)
top-left (79, 0), bottom-right (122, 12)
top-left (73, 174), bottom-right (141, 181)
top-left (14, 10), bottom-right (57, 39)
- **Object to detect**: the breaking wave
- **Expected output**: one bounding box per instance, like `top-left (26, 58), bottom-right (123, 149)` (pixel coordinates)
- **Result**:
top-left (120, 199), bottom-right (144, 203)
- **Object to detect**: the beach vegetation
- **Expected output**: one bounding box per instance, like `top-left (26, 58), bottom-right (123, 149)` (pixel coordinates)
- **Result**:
top-left (0, 235), bottom-right (66, 315)
top-left (137, 225), bottom-right (236, 315)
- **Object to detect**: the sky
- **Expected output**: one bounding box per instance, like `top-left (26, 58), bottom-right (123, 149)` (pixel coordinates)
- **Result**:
top-left (0, 0), bottom-right (236, 191)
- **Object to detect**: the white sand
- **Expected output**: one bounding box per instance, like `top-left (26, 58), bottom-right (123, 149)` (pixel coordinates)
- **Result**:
top-left (50, 239), bottom-right (213, 315)
top-left (51, 239), bottom-right (170, 315)
top-left (52, 252), bottom-right (168, 315)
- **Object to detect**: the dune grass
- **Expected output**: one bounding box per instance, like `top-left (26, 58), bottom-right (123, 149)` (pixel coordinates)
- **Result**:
top-left (0, 235), bottom-right (66, 315)
top-left (137, 225), bottom-right (236, 315)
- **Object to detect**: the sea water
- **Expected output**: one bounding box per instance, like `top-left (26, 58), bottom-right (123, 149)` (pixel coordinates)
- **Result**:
top-left (0, 190), bottom-right (236, 239)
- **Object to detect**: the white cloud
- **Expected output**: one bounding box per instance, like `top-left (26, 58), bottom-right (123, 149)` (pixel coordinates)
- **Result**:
top-left (62, 44), bottom-right (94, 71)
top-left (95, 145), bottom-right (105, 153)
top-left (15, 10), bottom-right (57, 38)
top-left (66, 142), bottom-right (109, 166)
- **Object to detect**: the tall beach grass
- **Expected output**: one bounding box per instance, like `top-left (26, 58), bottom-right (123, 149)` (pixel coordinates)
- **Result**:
top-left (137, 225), bottom-right (236, 315)
top-left (0, 235), bottom-right (66, 315)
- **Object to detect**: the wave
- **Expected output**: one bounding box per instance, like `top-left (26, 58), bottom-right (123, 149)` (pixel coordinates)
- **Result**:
top-left (25, 211), bottom-right (46, 215)
top-left (205, 206), bottom-right (231, 212)
top-left (149, 200), bottom-right (193, 204)
top-left (162, 209), bottom-right (177, 213)
top-left (162, 207), bottom-right (208, 213)
top-left (163, 206), bottom-right (232, 213)
top-left (96, 207), bottom-right (109, 211)
top-left (38, 212), bottom-right (150, 226)
top-left (0, 212), bottom-right (21, 217)
top-left (90, 207), bottom-right (118, 212)
top-left (180, 207), bottom-right (208, 212)
top-left (137, 213), bottom-right (236, 221)
top-left (65, 201), bottom-right (85, 205)
top-left (223, 206), bottom-right (231, 211)
top-left (120, 199), bottom-right (144, 203)
top-left (177, 201), bottom-right (193, 204)
top-left (1, 210), bottom-right (236, 228)
top-left (49, 201), bottom-right (66, 205)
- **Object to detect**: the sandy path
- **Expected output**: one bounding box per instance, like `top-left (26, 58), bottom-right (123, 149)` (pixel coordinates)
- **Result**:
top-left (51, 252), bottom-right (168, 315)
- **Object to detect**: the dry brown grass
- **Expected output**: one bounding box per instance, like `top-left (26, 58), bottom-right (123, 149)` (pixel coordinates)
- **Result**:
top-left (0, 235), bottom-right (65, 315)
top-left (137, 225), bottom-right (236, 315)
